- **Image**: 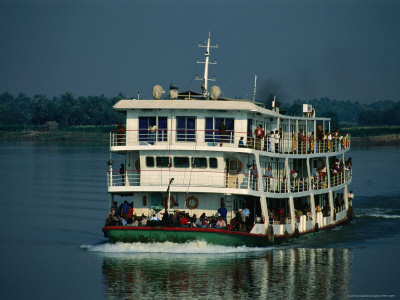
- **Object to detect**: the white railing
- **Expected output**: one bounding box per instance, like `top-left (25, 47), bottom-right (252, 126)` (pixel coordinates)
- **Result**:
top-left (107, 169), bottom-right (258, 191)
top-left (110, 130), bottom-right (351, 154)
top-left (108, 168), bottom-right (352, 193)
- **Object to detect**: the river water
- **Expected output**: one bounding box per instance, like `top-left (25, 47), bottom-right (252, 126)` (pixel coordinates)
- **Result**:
top-left (0, 142), bottom-right (399, 299)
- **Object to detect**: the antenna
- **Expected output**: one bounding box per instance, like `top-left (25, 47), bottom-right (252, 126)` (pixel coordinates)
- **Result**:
top-left (196, 32), bottom-right (218, 99)
top-left (253, 75), bottom-right (257, 103)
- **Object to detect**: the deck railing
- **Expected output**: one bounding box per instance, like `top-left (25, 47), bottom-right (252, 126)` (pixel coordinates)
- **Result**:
top-left (107, 169), bottom-right (258, 191)
top-left (108, 168), bottom-right (352, 193)
top-left (110, 129), bottom-right (351, 154)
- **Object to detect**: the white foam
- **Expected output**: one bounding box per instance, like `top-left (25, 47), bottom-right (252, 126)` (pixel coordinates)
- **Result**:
top-left (361, 213), bottom-right (400, 219)
top-left (81, 240), bottom-right (272, 254)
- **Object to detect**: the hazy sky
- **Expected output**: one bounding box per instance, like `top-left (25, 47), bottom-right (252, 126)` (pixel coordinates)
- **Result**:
top-left (0, 0), bottom-right (399, 103)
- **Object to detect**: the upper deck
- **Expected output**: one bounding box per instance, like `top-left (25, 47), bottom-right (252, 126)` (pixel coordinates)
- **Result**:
top-left (111, 99), bottom-right (350, 156)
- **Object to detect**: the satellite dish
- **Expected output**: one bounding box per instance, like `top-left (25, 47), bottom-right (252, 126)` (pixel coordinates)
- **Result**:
top-left (170, 89), bottom-right (178, 100)
top-left (152, 85), bottom-right (164, 100)
top-left (210, 86), bottom-right (221, 100)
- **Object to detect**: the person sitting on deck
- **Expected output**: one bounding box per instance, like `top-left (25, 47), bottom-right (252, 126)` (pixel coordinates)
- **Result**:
top-left (195, 215), bottom-right (202, 228)
top-left (180, 214), bottom-right (189, 227)
top-left (105, 207), bottom-right (119, 226)
top-left (113, 201), bottom-right (121, 218)
top-left (230, 209), bottom-right (242, 231)
top-left (215, 216), bottom-right (227, 229)
top-left (140, 215), bottom-right (147, 226)
top-left (238, 137), bottom-right (245, 148)
top-left (247, 137), bottom-right (254, 149)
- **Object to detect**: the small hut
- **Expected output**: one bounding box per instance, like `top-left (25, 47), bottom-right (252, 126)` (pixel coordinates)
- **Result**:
top-left (42, 121), bottom-right (59, 131)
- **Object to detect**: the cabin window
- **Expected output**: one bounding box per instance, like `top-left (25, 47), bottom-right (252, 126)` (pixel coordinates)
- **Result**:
top-left (205, 117), bottom-right (235, 143)
top-left (209, 158), bottom-right (218, 169)
top-left (176, 117), bottom-right (196, 142)
top-left (139, 116), bottom-right (168, 142)
top-left (174, 157), bottom-right (189, 168)
top-left (192, 157), bottom-right (207, 168)
top-left (146, 156), bottom-right (154, 167)
top-left (156, 157), bottom-right (170, 168)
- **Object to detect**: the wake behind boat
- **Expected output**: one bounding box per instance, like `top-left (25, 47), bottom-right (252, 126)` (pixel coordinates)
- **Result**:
top-left (102, 34), bottom-right (354, 247)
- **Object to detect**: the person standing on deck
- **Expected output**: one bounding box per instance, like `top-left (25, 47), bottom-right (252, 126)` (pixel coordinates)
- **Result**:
top-left (120, 163), bottom-right (125, 185)
top-left (251, 164), bottom-right (258, 190)
top-left (218, 203), bottom-right (228, 223)
top-left (218, 120), bottom-right (227, 146)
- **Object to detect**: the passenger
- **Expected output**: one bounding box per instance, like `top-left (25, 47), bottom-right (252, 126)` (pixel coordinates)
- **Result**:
top-left (230, 209), bottom-right (242, 231)
top-left (140, 215), bottom-right (147, 226)
top-left (120, 163), bottom-right (125, 185)
top-left (242, 205), bottom-right (250, 227)
top-left (195, 215), bottom-right (202, 228)
top-left (121, 200), bottom-right (130, 220)
top-left (215, 216), bottom-right (227, 229)
top-left (274, 130), bottom-right (280, 153)
top-left (151, 214), bottom-right (159, 221)
top-left (254, 125), bottom-right (264, 150)
top-left (180, 214), bottom-right (189, 227)
top-left (112, 201), bottom-right (121, 218)
top-left (348, 190), bottom-right (354, 201)
top-left (251, 164), bottom-right (258, 190)
top-left (238, 137), bottom-right (245, 148)
top-left (218, 120), bottom-right (227, 146)
top-left (105, 207), bottom-right (119, 226)
top-left (201, 214), bottom-right (208, 228)
top-left (149, 123), bottom-right (157, 144)
top-left (190, 214), bottom-right (197, 227)
top-left (264, 165), bottom-right (273, 191)
top-left (247, 137), bottom-right (254, 149)
top-left (218, 203), bottom-right (228, 223)
top-left (209, 215), bottom-right (217, 228)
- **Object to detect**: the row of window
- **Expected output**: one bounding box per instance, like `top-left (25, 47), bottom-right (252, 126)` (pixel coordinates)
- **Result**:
top-left (146, 156), bottom-right (218, 169)
top-left (139, 116), bottom-right (235, 142)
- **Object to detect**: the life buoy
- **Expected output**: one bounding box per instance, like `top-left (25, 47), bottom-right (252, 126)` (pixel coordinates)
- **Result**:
top-left (347, 206), bottom-right (354, 221)
top-left (162, 195), bottom-right (175, 209)
top-left (284, 230), bottom-right (290, 242)
top-left (135, 159), bottom-right (140, 170)
top-left (267, 226), bottom-right (274, 243)
top-left (185, 195), bottom-right (199, 210)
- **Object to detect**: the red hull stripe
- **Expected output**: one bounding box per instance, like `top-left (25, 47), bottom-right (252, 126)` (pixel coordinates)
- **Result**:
top-left (103, 226), bottom-right (266, 238)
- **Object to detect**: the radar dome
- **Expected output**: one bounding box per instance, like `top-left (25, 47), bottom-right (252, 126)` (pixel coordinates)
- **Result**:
top-left (152, 85), bottom-right (164, 100)
top-left (210, 86), bottom-right (221, 100)
top-left (170, 89), bottom-right (178, 100)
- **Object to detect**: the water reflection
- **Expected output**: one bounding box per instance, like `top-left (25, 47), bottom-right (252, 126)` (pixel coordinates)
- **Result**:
top-left (101, 248), bottom-right (352, 299)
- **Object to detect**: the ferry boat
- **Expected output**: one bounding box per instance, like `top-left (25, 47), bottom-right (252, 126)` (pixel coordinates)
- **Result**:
top-left (102, 34), bottom-right (354, 247)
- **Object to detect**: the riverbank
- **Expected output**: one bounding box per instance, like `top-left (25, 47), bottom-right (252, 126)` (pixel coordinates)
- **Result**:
top-left (1, 130), bottom-right (399, 146)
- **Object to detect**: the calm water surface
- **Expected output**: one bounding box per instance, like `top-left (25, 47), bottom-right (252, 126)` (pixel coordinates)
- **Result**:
top-left (0, 142), bottom-right (399, 299)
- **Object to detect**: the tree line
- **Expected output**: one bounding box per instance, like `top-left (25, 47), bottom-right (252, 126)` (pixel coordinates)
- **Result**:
top-left (0, 92), bottom-right (399, 128)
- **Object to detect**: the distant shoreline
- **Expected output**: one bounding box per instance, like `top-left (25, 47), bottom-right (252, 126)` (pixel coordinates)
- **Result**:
top-left (1, 130), bottom-right (399, 146)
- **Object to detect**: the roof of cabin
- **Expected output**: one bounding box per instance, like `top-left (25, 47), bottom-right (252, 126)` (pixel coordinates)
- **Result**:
top-left (113, 99), bottom-right (329, 121)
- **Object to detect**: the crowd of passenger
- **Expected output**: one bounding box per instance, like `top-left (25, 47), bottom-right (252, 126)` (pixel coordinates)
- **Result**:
top-left (238, 125), bottom-right (349, 154)
top-left (105, 201), bottom-right (253, 232)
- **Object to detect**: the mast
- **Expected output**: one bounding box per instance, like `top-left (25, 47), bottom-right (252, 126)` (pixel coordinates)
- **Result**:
top-left (196, 32), bottom-right (218, 99)
top-left (253, 75), bottom-right (257, 103)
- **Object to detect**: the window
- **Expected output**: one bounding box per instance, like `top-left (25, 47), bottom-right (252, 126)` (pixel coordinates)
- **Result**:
top-left (139, 116), bottom-right (168, 143)
top-left (209, 158), bottom-right (218, 168)
top-left (177, 116), bottom-right (196, 142)
top-left (205, 117), bottom-right (234, 143)
top-left (192, 157), bottom-right (207, 168)
top-left (156, 157), bottom-right (170, 168)
top-left (146, 157), bottom-right (154, 167)
top-left (174, 157), bottom-right (189, 168)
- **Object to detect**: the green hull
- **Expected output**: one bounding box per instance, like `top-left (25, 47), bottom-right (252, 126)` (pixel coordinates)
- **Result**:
top-left (103, 226), bottom-right (272, 247)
